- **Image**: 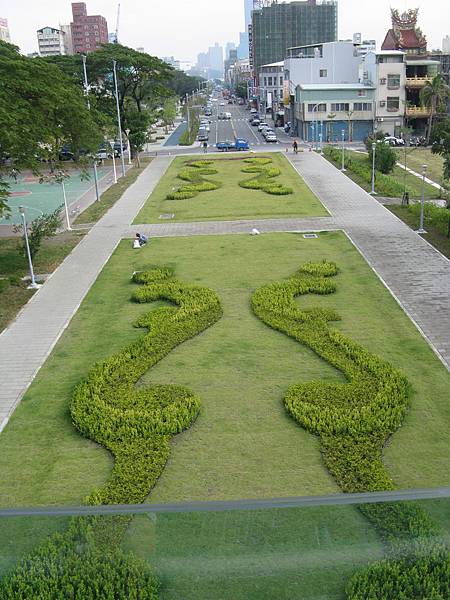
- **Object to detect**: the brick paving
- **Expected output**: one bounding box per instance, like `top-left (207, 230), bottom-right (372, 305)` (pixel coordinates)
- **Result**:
top-left (1, 151), bottom-right (449, 431)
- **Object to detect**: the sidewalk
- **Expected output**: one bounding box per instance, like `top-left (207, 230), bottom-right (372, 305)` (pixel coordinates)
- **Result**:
top-left (0, 157), bottom-right (172, 431)
top-left (287, 151), bottom-right (450, 370)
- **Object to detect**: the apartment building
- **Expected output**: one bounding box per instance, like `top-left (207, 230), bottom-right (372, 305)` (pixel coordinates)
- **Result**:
top-left (70, 2), bottom-right (108, 54)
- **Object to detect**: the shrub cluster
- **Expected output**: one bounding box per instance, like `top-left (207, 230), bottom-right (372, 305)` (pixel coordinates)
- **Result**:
top-left (239, 157), bottom-right (293, 195)
top-left (251, 260), bottom-right (447, 597)
top-left (166, 161), bottom-right (221, 200)
top-left (323, 146), bottom-right (404, 197)
top-left (0, 267), bottom-right (223, 599)
top-left (407, 201), bottom-right (450, 236)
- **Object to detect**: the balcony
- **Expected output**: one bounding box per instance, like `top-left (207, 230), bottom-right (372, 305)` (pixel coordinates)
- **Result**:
top-left (406, 105), bottom-right (431, 118)
top-left (406, 76), bottom-right (432, 88)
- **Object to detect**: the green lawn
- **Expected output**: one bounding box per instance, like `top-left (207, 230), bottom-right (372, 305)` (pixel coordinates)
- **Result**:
top-left (0, 231), bottom-right (449, 598)
top-left (134, 152), bottom-right (328, 223)
top-left (394, 147), bottom-right (444, 185)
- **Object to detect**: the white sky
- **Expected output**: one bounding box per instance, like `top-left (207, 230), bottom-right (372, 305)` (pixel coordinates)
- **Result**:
top-left (1, 0), bottom-right (448, 61)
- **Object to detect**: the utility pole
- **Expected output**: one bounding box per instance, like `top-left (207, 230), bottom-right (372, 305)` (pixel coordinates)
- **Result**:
top-left (113, 59), bottom-right (126, 176)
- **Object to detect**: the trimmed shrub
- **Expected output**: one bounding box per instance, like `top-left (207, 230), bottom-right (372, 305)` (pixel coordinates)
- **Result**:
top-left (166, 163), bottom-right (221, 201)
top-left (239, 157), bottom-right (293, 196)
top-left (408, 202), bottom-right (450, 236)
top-left (251, 261), bottom-right (447, 597)
top-left (0, 268), bottom-right (223, 599)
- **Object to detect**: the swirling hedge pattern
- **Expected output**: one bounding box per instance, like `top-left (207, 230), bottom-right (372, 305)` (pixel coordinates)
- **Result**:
top-left (0, 267), bottom-right (223, 599)
top-left (166, 160), bottom-right (221, 200)
top-left (252, 261), bottom-right (449, 599)
top-left (239, 157), bottom-right (293, 195)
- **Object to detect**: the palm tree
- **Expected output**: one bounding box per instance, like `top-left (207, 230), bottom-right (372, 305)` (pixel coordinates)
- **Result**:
top-left (420, 73), bottom-right (450, 143)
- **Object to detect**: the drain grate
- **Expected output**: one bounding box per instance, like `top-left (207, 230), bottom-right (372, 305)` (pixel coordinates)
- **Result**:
top-left (303, 233), bottom-right (318, 239)
top-left (159, 213), bottom-right (175, 220)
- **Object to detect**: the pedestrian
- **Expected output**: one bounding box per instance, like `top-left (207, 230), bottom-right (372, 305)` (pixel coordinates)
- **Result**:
top-left (11, 168), bottom-right (18, 183)
top-left (203, 141), bottom-right (208, 153)
top-left (136, 233), bottom-right (148, 247)
top-left (292, 139), bottom-right (298, 154)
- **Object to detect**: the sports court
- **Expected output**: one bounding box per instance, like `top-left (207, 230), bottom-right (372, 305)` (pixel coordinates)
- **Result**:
top-left (1, 167), bottom-right (112, 225)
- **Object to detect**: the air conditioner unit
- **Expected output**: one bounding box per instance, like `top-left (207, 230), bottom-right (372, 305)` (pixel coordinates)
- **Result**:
top-left (380, 100), bottom-right (386, 107)
top-left (376, 117), bottom-right (384, 122)
top-left (380, 78), bottom-right (386, 85)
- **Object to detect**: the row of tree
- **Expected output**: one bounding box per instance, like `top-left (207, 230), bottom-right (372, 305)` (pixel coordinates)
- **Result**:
top-left (0, 41), bottom-right (204, 217)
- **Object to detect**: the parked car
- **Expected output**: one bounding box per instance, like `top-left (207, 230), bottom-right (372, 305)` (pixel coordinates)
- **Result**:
top-left (258, 122), bottom-right (270, 131)
top-left (384, 135), bottom-right (405, 147)
top-left (96, 148), bottom-right (111, 160)
top-left (218, 112), bottom-right (226, 120)
top-left (198, 130), bottom-right (209, 142)
top-left (224, 112), bottom-right (232, 120)
top-left (58, 147), bottom-right (75, 161)
top-left (251, 119), bottom-right (261, 127)
top-left (216, 138), bottom-right (250, 151)
top-left (250, 108), bottom-right (258, 114)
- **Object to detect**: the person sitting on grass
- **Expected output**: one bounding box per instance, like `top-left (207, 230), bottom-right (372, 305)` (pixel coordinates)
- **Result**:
top-left (136, 233), bottom-right (148, 247)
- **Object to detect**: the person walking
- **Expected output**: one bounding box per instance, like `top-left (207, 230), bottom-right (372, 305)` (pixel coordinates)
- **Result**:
top-left (203, 141), bottom-right (208, 154)
top-left (292, 139), bottom-right (298, 154)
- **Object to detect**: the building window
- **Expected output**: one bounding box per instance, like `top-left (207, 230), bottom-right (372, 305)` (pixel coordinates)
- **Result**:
top-left (386, 96), bottom-right (400, 111)
top-left (320, 69), bottom-right (327, 77)
top-left (353, 102), bottom-right (372, 111)
top-left (330, 103), bottom-right (350, 112)
top-left (264, 77), bottom-right (267, 86)
top-left (280, 76), bottom-right (283, 86)
top-left (387, 74), bottom-right (401, 89)
top-left (379, 77), bottom-right (386, 85)
top-left (268, 76), bottom-right (272, 86)
top-left (307, 103), bottom-right (327, 113)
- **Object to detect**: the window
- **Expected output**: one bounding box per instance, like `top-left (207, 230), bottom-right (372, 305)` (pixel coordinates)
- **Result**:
top-left (353, 102), bottom-right (372, 111)
top-left (387, 74), bottom-right (401, 89)
top-left (379, 77), bottom-right (386, 85)
top-left (320, 69), bottom-right (327, 77)
top-left (264, 77), bottom-right (267, 86)
top-left (387, 96), bottom-right (400, 111)
top-left (280, 76), bottom-right (283, 86)
top-left (307, 103), bottom-right (327, 113)
top-left (330, 103), bottom-right (350, 112)
top-left (268, 76), bottom-right (273, 86)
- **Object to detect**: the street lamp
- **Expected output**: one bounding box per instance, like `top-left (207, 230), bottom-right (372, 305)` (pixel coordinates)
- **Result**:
top-left (370, 141), bottom-right (377, 195)
top-left (93, 160), bottom-right (100, 202)
top-left (19, 206), bottom-right (40, 290)
top-left (417, 164), bottom-right (428, 234)
top-left (61, 179), bottom-right (72, 230)
top-left (125, 128), bottom-right (132, 165)
top-left (82, 55), bottom-right (90, 110)
top-left (109, 139), bottom-right (117, 184)
top-left (112, 59), bottom-right (126, 177)
top-left (341, 129), bottom-right (346, 172)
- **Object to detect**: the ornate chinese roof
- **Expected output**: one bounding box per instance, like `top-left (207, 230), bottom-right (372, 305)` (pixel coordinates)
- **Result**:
top-left (382, 7), bottom-right (427, 51)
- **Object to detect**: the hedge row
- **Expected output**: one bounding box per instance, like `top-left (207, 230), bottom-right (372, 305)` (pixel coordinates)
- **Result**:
top-left (323, 145), bottom-right (405, 197)
top-left (239, 157), bottom-right (293, 196)
top-left (407, 201), bottom-right (450, 236)
top-left (251, 260), bottom-right (448, 598)
top-left (166, 160), bottom-right (221, 200)
top-left (0, 267), bottom-right (223, 599)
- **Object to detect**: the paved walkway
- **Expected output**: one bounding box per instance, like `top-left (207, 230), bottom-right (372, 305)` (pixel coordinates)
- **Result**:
top-left (1, 151), bottom-right (449, 431)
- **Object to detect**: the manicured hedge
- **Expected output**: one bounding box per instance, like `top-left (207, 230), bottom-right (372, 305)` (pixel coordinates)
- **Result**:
top-left (0, 267), bottom-right (223, 599)
top-left (239, 157), bottom-right (293, 196)
top-left (251, 260), bottom-right (448, 598)
top-left (166, 161), bottom-right (221, 200)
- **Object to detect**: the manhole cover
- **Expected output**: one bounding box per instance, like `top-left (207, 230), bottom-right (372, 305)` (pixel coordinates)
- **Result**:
top-left (303, 233), bottom-right (318, 239)
top-left (159, 213), bottom-right (175, 220)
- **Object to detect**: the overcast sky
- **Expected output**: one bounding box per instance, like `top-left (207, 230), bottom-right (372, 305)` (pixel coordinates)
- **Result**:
top-left (1, 0), bottom-right (448, 61)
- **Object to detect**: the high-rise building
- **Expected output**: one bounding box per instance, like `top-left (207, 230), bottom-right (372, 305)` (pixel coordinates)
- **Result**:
top-left (443, 35), bottom-right (450, 54)
top-left (208, 42), bottom-right (224, 74)
top-left (0, 17), bottom-right (11, 43)
top-left (70, 2), bottom-right (108, 54)
top-left (37, 27), bottom-right (68, 56)
top-left (251, 0), bottom-right (338, 76)
top-left (225, 42), bottom-right (236, 60)
top-left (60, 24), bottom-right (74, 55)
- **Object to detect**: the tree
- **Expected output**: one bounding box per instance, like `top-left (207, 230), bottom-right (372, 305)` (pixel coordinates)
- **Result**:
top-left (420, 73), bottom-right (450, 143)
top-left (0, 41), bottom-right (102, 218)
top-left (430, 117), bottom-right (450, 184)
top-left (13, 206), bottom-right (62, 260)
top-left (365, 133), bottom-right (397, 174)
top-left (167, 70), bottom-right (205, 98)
top-left (161, 97), bottom-right (177, 133)
top-left (235, 82), bottom-right (248, 100)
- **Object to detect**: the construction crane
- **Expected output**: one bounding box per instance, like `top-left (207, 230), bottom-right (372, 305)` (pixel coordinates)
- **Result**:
top-left (114, 3), bottom-right (120, 44)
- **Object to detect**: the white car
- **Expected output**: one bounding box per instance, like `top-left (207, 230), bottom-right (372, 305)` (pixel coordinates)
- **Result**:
top-left (262, 128), bottom-right (274, 138)
top-left (258, 122), bottom-right (270, 132)
top-left (219, 102), bottom-right (225, 106)
top-left (384, 136), bottom-right (405, 146)
top-left (265, 134), bottom-right (277, 143)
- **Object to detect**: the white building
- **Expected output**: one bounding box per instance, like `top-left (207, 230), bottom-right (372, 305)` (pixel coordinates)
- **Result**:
top-left (0, 17), bottom-right (10, 43)
top-left (361, 50), bottom-right (406, 137)
top-left (443, 36), bottom-right (450, 53)
top-left (259, 61), bottom-right (284, 113)
top-left (37, 27), bottom-right (67, 57)
top-left (59, 24), bottom-right (73, 55)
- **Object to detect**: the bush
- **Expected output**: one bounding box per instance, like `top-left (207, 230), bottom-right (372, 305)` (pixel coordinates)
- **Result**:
top-left (251, 261), bottom-right (447, 597)
top-left (239, 157), bottom-right (293, 196)
top-left (408, 202), bottom-right (450, 235)
top-left (0, 267), bottom-right (223, 599)
top-left (166, 163), bottom-right (221, 200)
top-left (365, 136), bottom-right (397, 174)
